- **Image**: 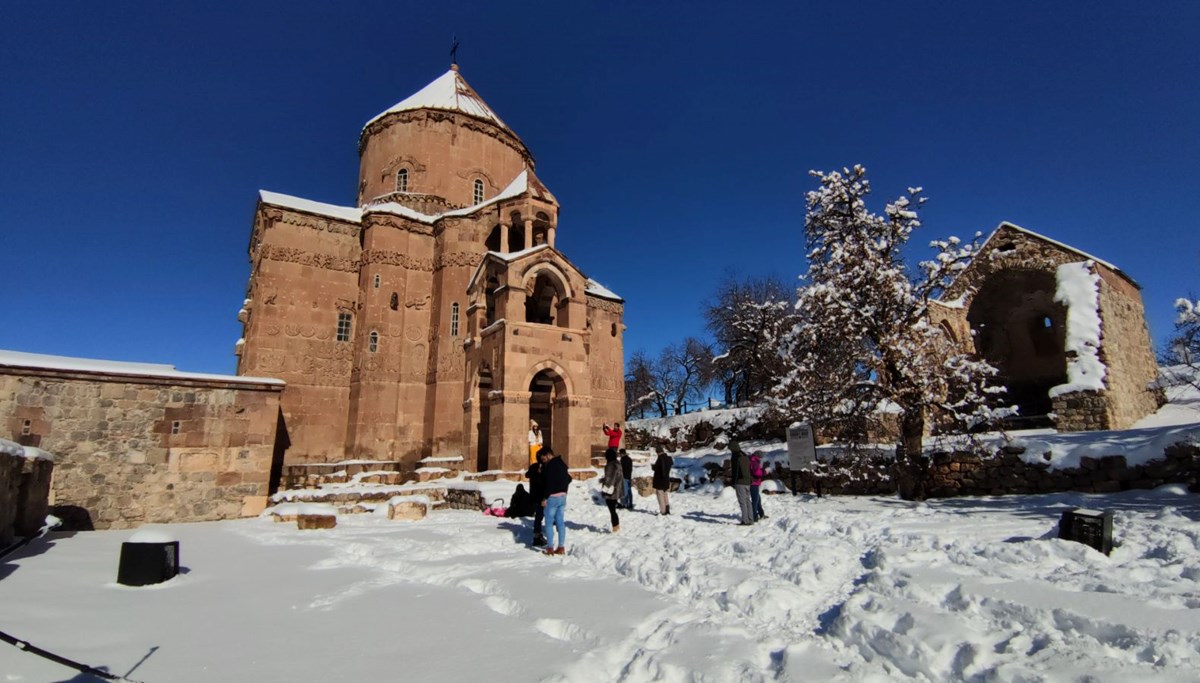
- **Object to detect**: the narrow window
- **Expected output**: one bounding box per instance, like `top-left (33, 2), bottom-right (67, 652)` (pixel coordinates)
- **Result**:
top-left (396, 169), bottom-right (409, 192)
top-left (473, 179), bottom-right (484, 204)
top-left (369, 330), bottom-right (379, 353)
top-left (171, 420), bottom-right (181, 435)
top-left (21, 419), bottom-right (32, 436)
top-left (451, 302), bottom-right (460, 337)
top-left (373, 273), bottom-right (381, 289)
top-left (337, 312), bottom-right (353, 342)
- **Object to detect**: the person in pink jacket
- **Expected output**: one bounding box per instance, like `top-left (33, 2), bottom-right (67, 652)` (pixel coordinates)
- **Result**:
top-left (749, 451), bottom-right (767, 522)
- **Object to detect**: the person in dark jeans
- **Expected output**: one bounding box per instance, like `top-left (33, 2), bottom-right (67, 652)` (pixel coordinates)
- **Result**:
top-left (601, 449), bottom-right (623, 532)
top-left (526, 448), bottom-right (548, 546)
top-left (619, 448), bottom-right (634, 509)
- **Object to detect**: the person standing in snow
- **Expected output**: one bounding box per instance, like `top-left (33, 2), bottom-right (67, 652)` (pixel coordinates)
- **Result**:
top-left (602, 421), bottom-right (623, 450)
top-left (528, 420), bottom-right (544, 465)
top-left (526, 448), bottom-right (548, 546)
top-left (652, 447), bottom-right (674, 515)
top-left (601, 449), bottom-right (623, 532)
top-left (619, 448), bottom-right (634, 510)
top-left (541, 447), bottom-right (571, 555)
top-left (730, 442), bottom-right (755, 525)
top-left (749, 451), bottom-right (767, 522)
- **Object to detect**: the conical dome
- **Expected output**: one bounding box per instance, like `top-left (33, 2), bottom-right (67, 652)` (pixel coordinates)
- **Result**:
top-left (357, 67), bottom-right (533, 209)
top-left (363, 67), bottom-right (514, 134)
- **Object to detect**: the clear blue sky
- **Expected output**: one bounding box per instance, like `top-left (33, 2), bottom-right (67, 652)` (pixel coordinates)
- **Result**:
top-left (3, 1), bottom-right (1197, 375)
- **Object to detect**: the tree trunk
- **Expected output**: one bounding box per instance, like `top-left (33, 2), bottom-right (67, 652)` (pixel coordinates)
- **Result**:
top-left (893, 408), bottom-right (928, 501)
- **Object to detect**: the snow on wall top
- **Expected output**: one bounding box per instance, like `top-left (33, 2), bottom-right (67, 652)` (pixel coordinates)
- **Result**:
top-left (585, 278), bottom-right (622, 302)
top-left (363, 68), bottom-right (513, 135)
top-left (259, 170), bottom-right (530, 226)
top-left (0, 437), bottom-right (54, 462)
top-left (1049, 262), bottom-right (1107, 397)
top-left (0, 349), bottom-right (284, 387)
top-left (989, 222), bottom-right (1132, 284)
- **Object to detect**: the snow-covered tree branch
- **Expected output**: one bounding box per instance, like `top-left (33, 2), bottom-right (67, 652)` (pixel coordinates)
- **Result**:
top-left (770, 166), bottom-right (1010, 469)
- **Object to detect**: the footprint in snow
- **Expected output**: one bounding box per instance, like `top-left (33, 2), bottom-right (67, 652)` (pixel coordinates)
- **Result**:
top-left (535, 617), bottom-right (594, 643)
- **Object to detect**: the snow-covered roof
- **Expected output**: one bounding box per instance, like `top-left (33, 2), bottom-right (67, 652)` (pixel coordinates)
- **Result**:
top-left (987, 222), bottom-right (1134, 285)
top-left (0, 349), bottom-right (284, 387)
top-left (363, 67), bottom-right (513, 135)
top-left (585, 278), bottom-right (622, 302)
top-left (258, 191), bottom-right (363, 223)
top-left (260, 170), bottom-right (535, 226)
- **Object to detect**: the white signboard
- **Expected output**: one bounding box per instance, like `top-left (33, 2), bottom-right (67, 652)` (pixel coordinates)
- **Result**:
top-left (786, 423), bottom-right (817, 471)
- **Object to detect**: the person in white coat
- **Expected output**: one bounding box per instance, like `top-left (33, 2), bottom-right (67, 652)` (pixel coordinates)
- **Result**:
top-left (528, 420), bottom-right (544, 465)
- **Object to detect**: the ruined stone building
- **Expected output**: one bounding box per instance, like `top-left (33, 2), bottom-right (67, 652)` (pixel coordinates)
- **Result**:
top-left (238, 66), bottom-right (626, 471)
top-left (930, 222), bottom-right (1161, 431)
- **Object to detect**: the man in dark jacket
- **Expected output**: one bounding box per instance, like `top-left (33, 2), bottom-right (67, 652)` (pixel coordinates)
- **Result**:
top-left (526, 449), bottom-right (548, 546)
top-left (540, 448), bottom-right (571, 555)
top-left (652, 447), bottom-right (674, 515)
top-left (619, 449), bottom-right (634, 510)
top-left (730, 441), bottom-right (755, 525)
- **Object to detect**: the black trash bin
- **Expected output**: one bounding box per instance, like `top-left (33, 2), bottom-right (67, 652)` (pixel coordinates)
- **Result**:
top-left (117, 540), bottom-right (180, 586)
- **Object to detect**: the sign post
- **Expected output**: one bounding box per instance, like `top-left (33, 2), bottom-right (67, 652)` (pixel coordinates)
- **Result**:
top-left (786, 423), bottom-right (817, 496)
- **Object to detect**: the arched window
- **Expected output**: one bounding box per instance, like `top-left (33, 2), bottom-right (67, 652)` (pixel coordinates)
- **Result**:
top-left (396, 169), bottom-right (409, 192)
top-left (451, 302), bottom-right (460, 337)
top-left (368, 330), bottom-right (379, 353)
top-left (372, 273), bottom-right (381, 289)
top-left (473, 179), bottom-right (485, 204)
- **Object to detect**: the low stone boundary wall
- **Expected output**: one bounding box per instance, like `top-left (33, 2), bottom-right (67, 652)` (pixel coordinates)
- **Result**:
top-left (925, 443), bottom-right (1200, 497)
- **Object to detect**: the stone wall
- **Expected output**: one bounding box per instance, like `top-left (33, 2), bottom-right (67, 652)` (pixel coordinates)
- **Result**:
top-left (0, 368), bottom-right (283, 530)
top-left (924, 443), bottom-right (1199, 497)
top-left (0, 444), bottom-right (53, 546)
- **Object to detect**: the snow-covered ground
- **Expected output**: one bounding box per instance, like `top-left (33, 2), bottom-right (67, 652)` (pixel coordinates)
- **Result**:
top-left (4, 375), bottom-right (1198, 682)
top-left (3, 479), bottom-right (1199, 681)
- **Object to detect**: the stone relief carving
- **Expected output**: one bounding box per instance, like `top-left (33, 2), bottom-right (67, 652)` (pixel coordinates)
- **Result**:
top-left (586, 297), bottom-right (623, 314)
top-left (435, 251), bottom-right (484, 271)
top-left (405, 295), bottom-right (431, 310)
top-left (260, 245), bottom-right (359, 273)
top-left (363, 248), bottom-right (434, 272)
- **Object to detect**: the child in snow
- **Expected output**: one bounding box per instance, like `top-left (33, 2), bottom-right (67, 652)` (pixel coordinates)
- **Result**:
top-left (749, 451), bottom-right (767, 522)
top-left (601, 449), bottom-right (623, 532)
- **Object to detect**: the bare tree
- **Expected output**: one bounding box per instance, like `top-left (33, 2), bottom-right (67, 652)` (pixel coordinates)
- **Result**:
top-left (704, 273), bottom-right (796, 405)
top-left (624, 350), bottom-right (658, 419)
top-left (657, 337), bottom-right (715, 415)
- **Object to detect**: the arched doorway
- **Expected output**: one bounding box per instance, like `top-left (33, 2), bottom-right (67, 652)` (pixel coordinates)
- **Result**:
top-left (967, 269), bottom-right (1067, 426)
top-left (476, 367), bottom-right (492, 471)
top-left (527, 365), bottom-right (571, 462)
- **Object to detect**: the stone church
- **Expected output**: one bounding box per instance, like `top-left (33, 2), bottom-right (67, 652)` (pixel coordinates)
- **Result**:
top-left (237, 66), bottom-right (625, 472)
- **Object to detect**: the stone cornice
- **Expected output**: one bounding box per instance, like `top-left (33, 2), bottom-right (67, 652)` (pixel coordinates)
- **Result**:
top-left (358, 109), bottom-right (533, 166)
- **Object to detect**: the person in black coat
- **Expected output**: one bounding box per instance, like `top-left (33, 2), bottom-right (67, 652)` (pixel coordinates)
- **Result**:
top-left (652, 447), bottom-right (674, 515)
top-left (540, 448), bottom-right (572, 555)
top-left (601, 449), bottom-right (623, 532)
top-left (619, 448), bottom-right (634, 510)
top-left (526, 449), bottom-right (548, 546)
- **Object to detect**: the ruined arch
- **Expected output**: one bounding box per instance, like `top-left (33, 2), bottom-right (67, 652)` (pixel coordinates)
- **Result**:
top-left (967, 269), bottom-right (1067, 425)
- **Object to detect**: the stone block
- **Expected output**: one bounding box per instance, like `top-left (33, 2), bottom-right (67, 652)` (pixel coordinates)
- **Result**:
top-left (240, 496), bottom-right (268, 517)
top-left (297, 513), bottom-right (336, 529)
top-left (387, 500), bottom-right (429, 521)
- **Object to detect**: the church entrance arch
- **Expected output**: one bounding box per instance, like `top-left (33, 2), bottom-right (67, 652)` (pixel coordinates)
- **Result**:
top-left (967, 269), bottom-right (1067, 426)
top-left (527, 362), bottom-right (573, 463)
top-left (475, 367), bottom-right (492, 472)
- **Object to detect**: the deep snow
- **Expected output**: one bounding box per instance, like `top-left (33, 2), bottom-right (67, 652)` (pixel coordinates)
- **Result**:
top-left (3, 481), bottom-right (1199, 681)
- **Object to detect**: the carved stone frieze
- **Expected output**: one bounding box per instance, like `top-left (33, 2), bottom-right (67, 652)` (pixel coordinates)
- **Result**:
top-left (435, 251), bottom-right (484, 271)
top-left (259, 245), bottom-right (359, 273)
top-left (586, 296), bottom-right (623, 313)
top-left (362, 249), bottom-right (434, 272)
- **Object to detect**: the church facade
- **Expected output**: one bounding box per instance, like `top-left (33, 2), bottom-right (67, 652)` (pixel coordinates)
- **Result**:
top-left (237, 66), bottom-right (625, 471)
